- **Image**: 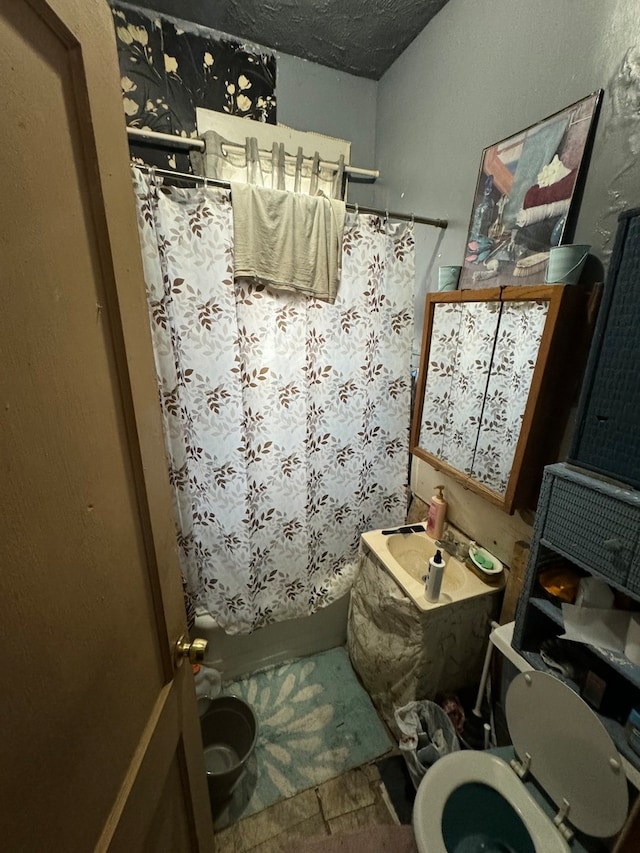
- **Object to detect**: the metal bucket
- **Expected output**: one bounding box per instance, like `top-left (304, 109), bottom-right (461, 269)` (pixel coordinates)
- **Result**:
top-left (438, 265), bottom-right (462, 291)
top-left (545, 244), bottom-right (590, 284)
top-left (200, 695), bottom-right (258, 805)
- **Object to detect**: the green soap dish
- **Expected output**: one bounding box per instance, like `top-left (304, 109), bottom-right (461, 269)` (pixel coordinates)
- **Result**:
top-left (468, 542), bottom-right (503, 576)
top-left (474, 552), bottom-right (493, 570)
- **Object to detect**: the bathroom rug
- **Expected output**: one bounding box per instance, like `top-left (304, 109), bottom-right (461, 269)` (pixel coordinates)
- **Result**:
top-left (217, 645), bottom-right (393, 824)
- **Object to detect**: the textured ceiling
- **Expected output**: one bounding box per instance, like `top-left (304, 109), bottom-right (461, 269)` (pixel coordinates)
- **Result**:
top-left (128, 0), bottom-right (449, 79)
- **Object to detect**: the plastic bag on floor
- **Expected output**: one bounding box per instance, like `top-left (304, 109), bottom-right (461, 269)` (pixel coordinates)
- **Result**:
top-left (395, 699), bottom-right (460, 789)
top-left (194, 663), bottom-right (222, 717)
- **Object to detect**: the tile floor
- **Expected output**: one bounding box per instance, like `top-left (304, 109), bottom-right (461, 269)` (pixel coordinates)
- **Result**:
top-left (214, 761), bottom-right (400, 853)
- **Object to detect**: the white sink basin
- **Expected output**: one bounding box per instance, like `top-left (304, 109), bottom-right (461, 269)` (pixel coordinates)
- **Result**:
top-left (387, 535), bottom-right (466, 594)
top-left (362, 526), bottom-right (503, 611)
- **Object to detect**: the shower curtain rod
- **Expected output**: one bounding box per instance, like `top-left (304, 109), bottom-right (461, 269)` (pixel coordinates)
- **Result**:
top-left (127, 126), bottom-right (379, 180)
top-left (134, 163), bottom-right (448, 230)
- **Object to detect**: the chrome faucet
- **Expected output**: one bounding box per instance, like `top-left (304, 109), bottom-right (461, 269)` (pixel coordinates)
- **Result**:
top-left (435, 533), bottom-right (467, 561)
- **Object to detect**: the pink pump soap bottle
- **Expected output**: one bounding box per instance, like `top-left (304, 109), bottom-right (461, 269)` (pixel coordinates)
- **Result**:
top-left (426, 484), bottom-right (447, 539)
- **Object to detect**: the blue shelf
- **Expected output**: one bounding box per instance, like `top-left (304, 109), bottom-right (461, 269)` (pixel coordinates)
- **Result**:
top-left (515, 463), bottom-right (640, 787)
top-left (538, 537), bottom-right (635, 599)
top-left (529, 596), bottom-right (640, 690)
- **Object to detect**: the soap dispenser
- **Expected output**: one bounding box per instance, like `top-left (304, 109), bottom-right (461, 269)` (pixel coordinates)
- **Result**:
top-left (425, 549), bottom-right (446, 602)
top-left (426, 485), bottom-right (447, 539)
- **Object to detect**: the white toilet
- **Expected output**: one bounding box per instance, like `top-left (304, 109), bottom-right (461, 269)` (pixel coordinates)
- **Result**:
top-left (412, 670), bottom-right (629, 852)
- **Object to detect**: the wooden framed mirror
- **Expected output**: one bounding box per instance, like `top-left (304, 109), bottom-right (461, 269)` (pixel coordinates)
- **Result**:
top-left (410, 284), bottom-right (589, 513)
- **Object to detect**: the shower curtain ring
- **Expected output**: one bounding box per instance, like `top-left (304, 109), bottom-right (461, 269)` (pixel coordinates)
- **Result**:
top-left (355, 203), bottom-right (359, 216)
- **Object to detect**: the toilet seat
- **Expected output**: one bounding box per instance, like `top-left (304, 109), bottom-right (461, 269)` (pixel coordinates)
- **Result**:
top-left (413, 750), bottom-right (570, 853)
top-left (412, 671), bottom-right (628, 852)
top-left (506, 671), bottom-right (627, 839)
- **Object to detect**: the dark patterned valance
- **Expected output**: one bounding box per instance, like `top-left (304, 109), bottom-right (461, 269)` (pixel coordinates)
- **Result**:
top-left (110, 2), bottom-right (277, 172)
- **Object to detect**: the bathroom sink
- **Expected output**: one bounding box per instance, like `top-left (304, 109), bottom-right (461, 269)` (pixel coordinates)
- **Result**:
top-left (361, 527), bottom-right (504, 611)
top-left (387, 535), bottom-right (466, 593)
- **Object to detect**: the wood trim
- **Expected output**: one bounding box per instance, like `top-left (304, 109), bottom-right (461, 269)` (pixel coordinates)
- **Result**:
top-left (511, 284), bottom-right (597, 510)
top-left (98, 669), bottom-right (211, 852)
top-left (410, 297), bottom-right (437, 454)
top-left (410, 447), bottom-right (507, 510)
top-left (431, 286), bottom-right (503, 304)
top-left (97, 683), bottom-right (177, 851)
top-left (501, 283), bottom-right (564, 301)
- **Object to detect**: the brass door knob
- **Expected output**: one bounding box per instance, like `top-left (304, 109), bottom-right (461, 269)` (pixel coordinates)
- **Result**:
top-left (175, 635), bottom-right (208, 666)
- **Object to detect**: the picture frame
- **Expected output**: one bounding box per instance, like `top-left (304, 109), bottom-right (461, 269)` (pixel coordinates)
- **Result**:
top-left (460, 90), bottom-right (602, 290)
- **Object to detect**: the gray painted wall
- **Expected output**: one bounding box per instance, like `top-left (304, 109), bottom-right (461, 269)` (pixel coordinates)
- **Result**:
top-left (375, 0), bottom-right (640, 544)
top-left (276, 53), bottom-right (378, 205)
top-left (374, 0), bottom-right (640, 358)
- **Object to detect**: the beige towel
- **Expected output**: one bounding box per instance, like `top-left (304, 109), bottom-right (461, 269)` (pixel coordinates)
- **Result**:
top-left (231, 182), bottom-right (346, 304)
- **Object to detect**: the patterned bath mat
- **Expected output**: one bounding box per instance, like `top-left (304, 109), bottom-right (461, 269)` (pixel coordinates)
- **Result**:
top-left (216, 646), bottom-right (393, 824)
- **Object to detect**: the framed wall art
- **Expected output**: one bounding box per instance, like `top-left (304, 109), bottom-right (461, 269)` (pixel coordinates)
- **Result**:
top-left (460, 90), bottom-right (602, 289)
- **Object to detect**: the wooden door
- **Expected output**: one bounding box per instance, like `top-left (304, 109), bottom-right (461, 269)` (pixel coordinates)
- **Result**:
top-left (0, 1), bottom-right (214, 850)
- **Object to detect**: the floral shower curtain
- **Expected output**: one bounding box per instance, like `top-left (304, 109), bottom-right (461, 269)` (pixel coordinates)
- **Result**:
top-left (132, 167), bottom-right (415, 633)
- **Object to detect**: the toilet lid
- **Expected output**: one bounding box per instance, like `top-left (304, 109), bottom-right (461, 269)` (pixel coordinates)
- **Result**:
top-left (506, 671), bottom-right (628, 838)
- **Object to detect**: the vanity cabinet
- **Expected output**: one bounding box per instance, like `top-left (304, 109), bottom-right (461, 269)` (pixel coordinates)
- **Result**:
top-left (348, 538), bottom-right (502, 734)
top-left (513, 463), bottom-right (640, 774)
top-left (411, 284), bottom-right (589, 513)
